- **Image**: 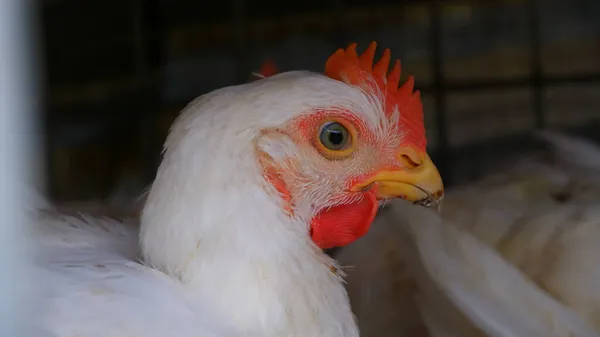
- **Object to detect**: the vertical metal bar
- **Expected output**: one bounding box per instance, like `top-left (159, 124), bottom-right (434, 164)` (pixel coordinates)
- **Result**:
top-left (528, 0), bottom-right (545, 129)
top-left (101, 0), bottom-right (151, 200)
top-left (0, 0), bottom-right (42, 336)
top-left (132, 0), bottom-right (150, 76)
top-left (132, 0), bottom-right (164, 78)
top-left (233, 0), bottom-right (250, 84)
top-left (128, 0), bottom-right (165, 184)
top-left (429, 0), bottom-right (451, 185)
top-left (330, 0), bottom-right (348, 47)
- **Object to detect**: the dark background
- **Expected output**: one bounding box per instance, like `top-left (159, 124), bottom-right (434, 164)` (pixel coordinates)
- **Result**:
top-left (39, 0), bottom-right (600, 204)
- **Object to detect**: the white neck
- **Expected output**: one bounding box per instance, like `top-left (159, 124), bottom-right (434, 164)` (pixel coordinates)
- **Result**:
top-left (140, 144), bottom-right (358, 337)
top-left (138, 73), bottom-right (374, 336)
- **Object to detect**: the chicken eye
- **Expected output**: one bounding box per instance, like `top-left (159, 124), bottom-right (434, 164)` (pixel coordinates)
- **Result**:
top-left (319, 122), bottom-right (350, 151)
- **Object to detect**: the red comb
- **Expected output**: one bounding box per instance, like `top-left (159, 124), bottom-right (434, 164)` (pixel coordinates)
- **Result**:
top-left (259, 60), bottom-right (279, 78)
top-left (324, 42), bottom-right (426, 152)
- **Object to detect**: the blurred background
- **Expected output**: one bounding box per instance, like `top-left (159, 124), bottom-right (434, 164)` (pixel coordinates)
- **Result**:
top-left (39, 0), bottom-right (600, 208)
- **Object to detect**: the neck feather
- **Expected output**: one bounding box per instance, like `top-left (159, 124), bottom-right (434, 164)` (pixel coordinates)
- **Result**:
top-left (140, 152), bottom-right (358, 337)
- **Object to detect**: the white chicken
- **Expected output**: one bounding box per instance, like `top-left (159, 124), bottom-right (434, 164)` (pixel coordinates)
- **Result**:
top-left (31, 42), bottom-right (444, 337)
top-left (384, 199), bottom-right (600, 337)
top-left (336, 131), bottom-right (600, 337)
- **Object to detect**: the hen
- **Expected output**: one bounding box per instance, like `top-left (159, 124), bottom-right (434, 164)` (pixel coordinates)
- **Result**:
top-left (32, 42), bottom-right (443, 337)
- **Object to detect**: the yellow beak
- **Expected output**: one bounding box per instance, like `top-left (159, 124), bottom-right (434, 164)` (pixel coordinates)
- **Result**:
top-left (351, 153), bottom-right (444, 208)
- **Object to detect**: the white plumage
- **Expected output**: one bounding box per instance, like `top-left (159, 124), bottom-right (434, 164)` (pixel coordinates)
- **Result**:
top-left (33, 72), bottom-right (395, 337)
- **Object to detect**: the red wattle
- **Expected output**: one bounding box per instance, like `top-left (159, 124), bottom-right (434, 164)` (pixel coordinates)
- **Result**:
top-left (309, 191), bottom-right (379, 249)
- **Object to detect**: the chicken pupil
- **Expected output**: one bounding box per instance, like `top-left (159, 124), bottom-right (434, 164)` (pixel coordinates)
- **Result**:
top-left (328, 130), bottom-right (344, 145)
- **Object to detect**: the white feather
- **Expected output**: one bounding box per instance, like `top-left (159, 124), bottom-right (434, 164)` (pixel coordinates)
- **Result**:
top-left (33, 71), bottom-right (397, 337)
top-left (388, 200), bottom-right (600, 337)
top-left (537, 131), bottom-right (600, 171)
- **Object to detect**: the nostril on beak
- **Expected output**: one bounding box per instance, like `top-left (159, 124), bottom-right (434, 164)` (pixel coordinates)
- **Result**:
top-left (397, 148), bottom-right (424, 169)
top-left (400, 154), bottom-right (420, 169)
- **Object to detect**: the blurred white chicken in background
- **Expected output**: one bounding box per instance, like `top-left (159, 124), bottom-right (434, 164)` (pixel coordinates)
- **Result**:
top-left (336, 130), bottom-right (600, 336)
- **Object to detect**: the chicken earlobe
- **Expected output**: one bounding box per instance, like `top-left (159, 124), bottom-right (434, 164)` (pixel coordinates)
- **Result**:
top-left (254, 129), bottom-right (299, 216)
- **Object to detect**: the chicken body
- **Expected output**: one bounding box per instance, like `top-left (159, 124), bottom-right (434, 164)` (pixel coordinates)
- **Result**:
top-left (33, 211), bottom-right (234, 337)
top-left (35, 72), bottom-right (360, 337)
top-left (337, 131), bottom-right (600, 337)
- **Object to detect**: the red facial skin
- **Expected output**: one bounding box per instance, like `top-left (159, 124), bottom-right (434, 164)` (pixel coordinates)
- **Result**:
top-left (260, 109), bottom-right (408, 250)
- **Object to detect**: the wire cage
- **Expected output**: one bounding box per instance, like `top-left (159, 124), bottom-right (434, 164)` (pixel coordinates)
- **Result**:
top-left (42, 0), bottom-right (600, 200)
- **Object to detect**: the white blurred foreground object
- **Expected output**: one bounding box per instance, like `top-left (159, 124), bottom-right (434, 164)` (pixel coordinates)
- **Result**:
top-left (0, 1), bottom-right (43, 336)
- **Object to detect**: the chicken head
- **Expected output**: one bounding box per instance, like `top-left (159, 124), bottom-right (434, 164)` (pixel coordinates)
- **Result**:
top-left (253, 42), bottom-right (444, 249)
